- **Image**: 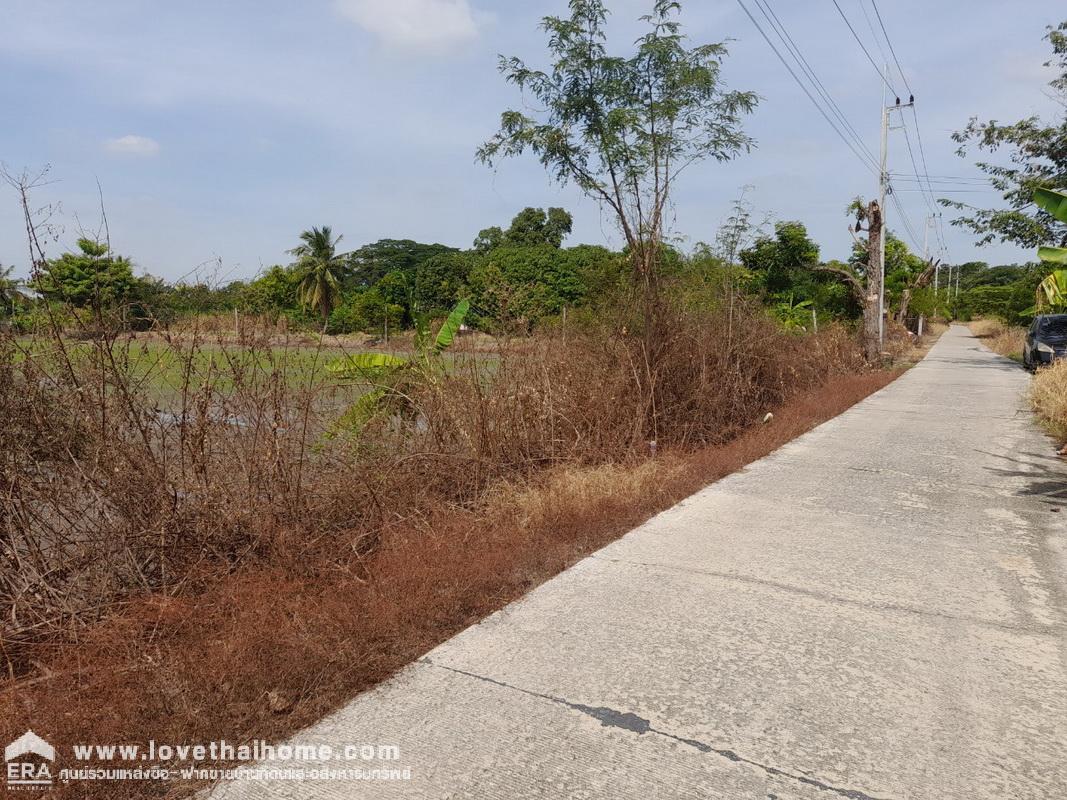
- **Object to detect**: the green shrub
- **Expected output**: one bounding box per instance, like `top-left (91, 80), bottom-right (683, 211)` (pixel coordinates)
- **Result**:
top-left (329, 291), bottom-right (404, 334)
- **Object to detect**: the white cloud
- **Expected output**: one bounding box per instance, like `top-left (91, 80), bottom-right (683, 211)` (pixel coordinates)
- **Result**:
top-left (334, 0), bottom-right (482, 50)
top-left (103, 134), bottom-right (161, 156)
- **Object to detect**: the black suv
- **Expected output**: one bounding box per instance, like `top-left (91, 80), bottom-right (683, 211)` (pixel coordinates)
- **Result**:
top-left (1023, 314), bottom-right (1067, 370)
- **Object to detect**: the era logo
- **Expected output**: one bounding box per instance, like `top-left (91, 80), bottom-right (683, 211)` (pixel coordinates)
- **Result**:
top-left (5, 731), bottom-right (55, 790)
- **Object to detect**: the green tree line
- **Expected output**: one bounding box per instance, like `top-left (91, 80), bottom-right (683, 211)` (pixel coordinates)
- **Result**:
top-left (0, 201), bottom-right (1037, 336)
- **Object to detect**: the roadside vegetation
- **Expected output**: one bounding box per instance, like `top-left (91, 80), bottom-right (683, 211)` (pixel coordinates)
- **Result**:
top-left (969, 318), bottom-right (1026, 361)
top-left (1, 312), bottom-right (898, 799)
top-left (1031, 362), bottom-right (1067, 448)
top-left (957, 21), bottom-right (1067, 448)
top-left (0, 3), bottom-right (1064, 798)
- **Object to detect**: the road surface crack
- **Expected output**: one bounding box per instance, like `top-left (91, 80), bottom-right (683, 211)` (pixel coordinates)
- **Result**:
top-left (422, 658), bottom-right (892, 800)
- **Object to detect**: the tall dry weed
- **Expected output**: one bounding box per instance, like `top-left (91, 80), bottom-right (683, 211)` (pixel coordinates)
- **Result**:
top-left (0, 301), bottom-right (865, 677)
top-left (1030, 360), bottom-right (1067, 446)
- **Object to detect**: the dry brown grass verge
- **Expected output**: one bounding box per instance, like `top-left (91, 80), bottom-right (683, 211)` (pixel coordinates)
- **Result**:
top-left (1030, 360), bottom-right (1067, 450)
top-left (969, 318), bottom-right (1025, 361)
top-left (0, 368), bottom-right (899, 799)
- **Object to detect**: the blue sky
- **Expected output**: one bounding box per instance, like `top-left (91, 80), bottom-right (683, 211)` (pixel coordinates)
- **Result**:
top-left (0, 0), bottom-right (1061, 282)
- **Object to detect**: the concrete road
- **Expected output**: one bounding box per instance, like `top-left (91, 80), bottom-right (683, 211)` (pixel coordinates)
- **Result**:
top-left (212, 325), bottom-right (1067, 799)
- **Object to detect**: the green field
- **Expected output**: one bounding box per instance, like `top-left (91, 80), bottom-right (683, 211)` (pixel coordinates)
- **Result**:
top-left (8, 335), bottom-right (485, 410)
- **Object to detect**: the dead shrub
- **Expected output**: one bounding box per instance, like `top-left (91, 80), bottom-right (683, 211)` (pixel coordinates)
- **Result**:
top-left (0, 369), bottom-right (897, 800)
top-left (0, 299), bottom-right (894, 798)
top-left (0, 303), bottom-right (869, 676)
top-left (1030, 359), bottom-right (1067, 446)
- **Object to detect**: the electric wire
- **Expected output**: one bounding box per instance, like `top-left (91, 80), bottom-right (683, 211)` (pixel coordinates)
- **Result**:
top-left (857, 0), bottom-right (892, 72)
top-left (909, 109), bottom-right (938, 194)
top-left (899, 121), bottom-right (938, 215)
top-left (865, 0), bottom-right (949, 261)
top-left (870, 0), bottom-right (914, 97)
top-left (829, 0), bottom-right (898, 95)
top-left (888, 174), bottom-right (991, 184)
top-left (753, 0), bottom-right (877, 165)
top-left (888, 187), bottom-right (924, 251)
top-left (735, 0), bottom-right (880, 174)
top-left (891, 188), bottom-right (995, 194)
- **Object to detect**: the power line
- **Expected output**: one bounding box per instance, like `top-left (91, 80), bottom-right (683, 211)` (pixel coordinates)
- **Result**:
top-left (909, 108), bottom-right (937, 187)
top-left (887, 187), bottom-right (923, 251)
top-left (870, 0), bottom-right (914, 97)
top-left (899, 120), bottom-right (937, 215)
top-left (752, 0), bottom-right (877, 165)
top-left (857, 0), bottom-right (892, 72)
top-left (888, 174), bottom-right (990, 184)
top-left (735, 0), bottom-right (879, 174)
top-left (865, 0), bottom-right (947, 262)
top-left (934, 211), bottom-right (949, 258)
top-left (889, 182), bottom-right (993, 188)
top-left (901, 174), bottom-right (990, 181)
top-left (902, 108), bottom-right (945, 249)
top-left (829, 0), bottom-right (898, 95)
top-left (859, 3), bottom-right (936, 226)
top-left (891, 188), bottom-right (996, 194)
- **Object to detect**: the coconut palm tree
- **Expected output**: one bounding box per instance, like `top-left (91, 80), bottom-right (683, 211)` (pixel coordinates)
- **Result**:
top-left (288, 226), bottom-right (346, 331)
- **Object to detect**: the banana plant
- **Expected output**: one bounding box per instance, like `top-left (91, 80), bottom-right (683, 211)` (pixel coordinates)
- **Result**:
top-left (772, 293), bottom-right (814, 331)
top-left (327, 298), bottom-right (470, 432)
top-left (1036, 270), bottom-right (1067, 312)
top-left (1033, 188), bottom-right (1067, 311)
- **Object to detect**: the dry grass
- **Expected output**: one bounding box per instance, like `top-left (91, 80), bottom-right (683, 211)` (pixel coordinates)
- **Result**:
top-left (969, 318), bottom-right (1025, 361)
top-left (1030, 360), bottom-right (1067, 448)
top-left (0, 370), bottom-right (897, 800)
top-left (0, 301), bottom-right (898, 798)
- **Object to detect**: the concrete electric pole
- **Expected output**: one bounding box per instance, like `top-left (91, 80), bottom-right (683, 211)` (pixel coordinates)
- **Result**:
top-left (877, 65), bottom-right (914, 349)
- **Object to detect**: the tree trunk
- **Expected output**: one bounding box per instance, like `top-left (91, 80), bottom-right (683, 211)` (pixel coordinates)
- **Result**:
top-left (896, 259), bottom-right (938, 325)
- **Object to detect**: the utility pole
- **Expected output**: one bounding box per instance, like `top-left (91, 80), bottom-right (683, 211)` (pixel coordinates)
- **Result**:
top-left (864, 199), bottom-right (884, 362)
top-left (926, 214), bottom-right (942, 317)
top-left (944, 262), bottom-right (958, 318)
top-left (945, 262), bottom-right (953, 315)
top-left (917, 215), bottom-right (932, 335)
top-left (878, 67), bottom-right (888, 349)
top-left (932, 232), bottom-right (940, 296)
top-left (923, 214), bottom-right (933, 298)
top-left (877, 65), bottom-right (915, 350)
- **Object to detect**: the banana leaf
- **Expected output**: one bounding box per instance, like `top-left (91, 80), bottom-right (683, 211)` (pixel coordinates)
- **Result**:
top-left (1038, 246), bottom-right (1067, 265)
top-left (332, 388), bottom-right (388, 435)
top-left (326, 352), bottom-right (408, 380)
top-left (1037, 270), bottom-right (1067, 311)
top-left (1034, 187), bottom-right (1067, 224)
top-left (433, 298), bottom-right (470, 354)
